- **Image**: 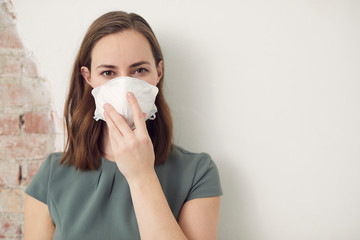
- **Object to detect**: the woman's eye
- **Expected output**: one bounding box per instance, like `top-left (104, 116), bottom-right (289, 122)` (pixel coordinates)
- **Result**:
top-left (134, 68), bottom-right (148, 74)
top-left (101, 71), bottom-right (115, 77)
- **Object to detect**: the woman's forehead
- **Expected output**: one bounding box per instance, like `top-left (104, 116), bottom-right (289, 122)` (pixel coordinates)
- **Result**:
top-left (91, 30), bottom-right (155, 66)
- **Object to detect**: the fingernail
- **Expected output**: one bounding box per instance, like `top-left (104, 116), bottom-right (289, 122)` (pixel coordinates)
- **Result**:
top-left (103, 103), bottom-right (110, 110)
top-left (127, 92), bottom-right (134, 99)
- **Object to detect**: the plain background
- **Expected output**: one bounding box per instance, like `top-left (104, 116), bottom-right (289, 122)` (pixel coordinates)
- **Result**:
top-left (13, 0), bottom-right (360, 239)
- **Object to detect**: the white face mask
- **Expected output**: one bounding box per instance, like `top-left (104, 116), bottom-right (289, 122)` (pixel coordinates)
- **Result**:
top-left (91, 76), bottom-right (159, 128)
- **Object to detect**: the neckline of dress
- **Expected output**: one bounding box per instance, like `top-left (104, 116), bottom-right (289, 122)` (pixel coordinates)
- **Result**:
top-left (101, 156), bottom-right (116, 164)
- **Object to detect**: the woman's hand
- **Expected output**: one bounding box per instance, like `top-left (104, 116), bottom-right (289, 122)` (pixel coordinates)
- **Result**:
top-left (103, 92), bottom-right (155, 182)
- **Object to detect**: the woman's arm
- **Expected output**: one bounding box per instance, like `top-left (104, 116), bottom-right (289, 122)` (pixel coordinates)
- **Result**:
top-left (178, 197), bottom-right (221, 239)
top-left (127, 171), bottom-right (187, 239)
top-left (128, 174), bottom-right (221, 240)
top-left (24, 194), bottom-right (54, 240)
top-left (129, 171), bottom-right (221, 239)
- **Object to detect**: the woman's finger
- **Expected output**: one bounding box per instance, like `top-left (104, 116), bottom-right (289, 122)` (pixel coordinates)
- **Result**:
top-left (126, 92), bottom-right (147, 132)
top-left (105, 113), bottom-right (121, 147)
top-left (104, 109), bottom-right (124, 144)
top-left (104, 103), bottom-right (133, 136)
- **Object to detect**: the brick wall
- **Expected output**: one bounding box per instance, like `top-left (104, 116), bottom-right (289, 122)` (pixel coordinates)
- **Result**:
top-left (0, 1), bottom-right (57, 239)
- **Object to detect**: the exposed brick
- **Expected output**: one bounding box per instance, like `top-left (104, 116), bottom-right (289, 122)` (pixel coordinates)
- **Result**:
top-left (0, 135), bottom-right (54, 160)
top-left (23, 111), bottom-right (55, 134)
top-left (0, 1), bottom-right (57, 237)
top-left (1, 1), bottom-right (16, 21)
top-left (0, 27), bottom-right (22, 49)
top-left (0, 214), bottom-right (22, 238)
top-left (22, 78), bottom-right (51, 107)
top-left (0, 83), bottom-right (30, 108)
top-left (0, 78), bottom-right (50, 108)
top-left (0, 55), bottom-right (22, 77)
top-left (4, 60), bottom-right (21, 76)
top-left (0, 114), bottom-right (19, 135)
top-left (0, 161), bottom-right (20, 187)
top-left (22, 58), bottom-right (38, 77)
top-left (0, 2), bottom-right (16, 28)
top-left (0, 189), bottom-right (22, 213)
top-left (0, 80), bottom-right (51, 108)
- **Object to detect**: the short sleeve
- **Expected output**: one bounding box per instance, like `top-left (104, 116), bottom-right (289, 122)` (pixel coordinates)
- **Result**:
top-left (186, 154), bottom-right (223, 202)
top-left (25, 154), bottom-right (52, 204)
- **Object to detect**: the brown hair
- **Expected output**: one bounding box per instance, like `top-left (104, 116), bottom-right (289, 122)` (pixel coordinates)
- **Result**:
top-left (61, 11), bottom-right (173, 170)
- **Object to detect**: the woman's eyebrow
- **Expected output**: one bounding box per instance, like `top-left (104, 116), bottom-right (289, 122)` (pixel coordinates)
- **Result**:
top-left (129, 61), bottom-right (151, 68)
top-left (96, 61), bottom-right (150, 70)
top-left (96, 64), bottom-right (117, 69)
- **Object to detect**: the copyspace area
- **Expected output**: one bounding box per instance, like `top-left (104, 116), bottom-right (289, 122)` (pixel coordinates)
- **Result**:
top-left (13, 1), bottom-right (360, 239)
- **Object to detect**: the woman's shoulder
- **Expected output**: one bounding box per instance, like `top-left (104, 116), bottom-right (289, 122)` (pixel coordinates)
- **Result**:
top-left (170, 144), bottom-right (212, 160)
top-left (159, 145), bottom-right (222, 202)
top-left (41, 152), bottom-right (66, 169)
top-left (37, 152), bottom-right (77, 178)
top-left (46, 152), bottom-right (63, 163)
top-left (163, 145), bottom-right (216, 172)
top-left (25, 152), bottom-right (67, 204)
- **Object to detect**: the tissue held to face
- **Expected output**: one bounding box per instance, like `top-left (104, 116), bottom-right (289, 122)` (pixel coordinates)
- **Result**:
top-left (91, 76), bottom-right (158, 128)
top-left (80, 30), bottom-right (164, 127)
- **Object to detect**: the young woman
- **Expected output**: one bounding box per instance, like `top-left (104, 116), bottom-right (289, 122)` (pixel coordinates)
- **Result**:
top-left (24, 11), bottom-right (222, 240)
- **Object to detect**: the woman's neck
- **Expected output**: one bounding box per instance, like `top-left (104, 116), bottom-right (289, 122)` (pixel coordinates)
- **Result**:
top-left (102, 125), bottom-right (115, 162)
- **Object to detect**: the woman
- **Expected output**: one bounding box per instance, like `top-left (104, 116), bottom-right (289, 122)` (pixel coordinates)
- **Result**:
top-left (24, 11), bottom-right (222, 240)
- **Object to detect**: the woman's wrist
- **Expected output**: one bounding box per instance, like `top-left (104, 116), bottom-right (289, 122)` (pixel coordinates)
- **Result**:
top-left (126, 167), bottom-right (158, 188)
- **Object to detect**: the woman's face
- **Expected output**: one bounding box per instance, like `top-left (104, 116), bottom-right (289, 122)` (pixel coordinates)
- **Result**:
top-left (81, 30), bottom-right (163, 88)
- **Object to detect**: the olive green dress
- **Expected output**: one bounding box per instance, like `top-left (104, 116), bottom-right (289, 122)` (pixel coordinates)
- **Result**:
top-left (26, 145), bottom-right (222, 240)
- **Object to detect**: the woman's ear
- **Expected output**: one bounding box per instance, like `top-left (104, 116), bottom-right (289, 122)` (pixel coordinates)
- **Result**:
top-left (81, 66), bottom-right (93, 87)
top-left (156, 60), bottom-right (164, 84)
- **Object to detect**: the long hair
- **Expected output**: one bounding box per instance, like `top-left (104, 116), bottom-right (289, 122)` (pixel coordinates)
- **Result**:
top-left (61, 11), bottom-right (173, 170)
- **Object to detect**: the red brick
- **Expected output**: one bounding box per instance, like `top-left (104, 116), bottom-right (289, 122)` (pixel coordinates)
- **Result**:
top-left (22, 78), bottom-right (52, 107)
top-left (0, 114), bottom-right (19, 135)
top-left (0, 83), bottom-right (30, 108)
top-left (0, 2), bottom-right (16, 28)
top-left (1, 1), bottom-right (16, 21)
top-left (0, 135), bottom-right (54, 160)
top-left (0, 214), bottom-right (22, 238)
top-left (0, 80), bottom-right (51, 108)
top-left (0, 55), bottom-right (22, 77)
top-left (0, 161), bottom-right (20, 187)
top-left (23, 111), bottom-right (55, 134)
top-left (0, 1), bottom-right (55, 236)
top-left (0, 55), bottom-right (21, 77)
top-left (3, 61), bottom-right (21, 76)
top-left (0, 189), bottom-right (22, 212)
top-left (0, 27), bottom-right (22, 49)
top-left (22, 58), bottom-right (38, 77)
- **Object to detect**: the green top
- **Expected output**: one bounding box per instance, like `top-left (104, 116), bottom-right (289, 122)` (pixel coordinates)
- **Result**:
top-left (25, 145), bottom-right (222, 240)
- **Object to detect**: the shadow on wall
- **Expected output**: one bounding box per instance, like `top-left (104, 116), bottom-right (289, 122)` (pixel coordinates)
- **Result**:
top-left (157, 30), bottom-right (252, 239)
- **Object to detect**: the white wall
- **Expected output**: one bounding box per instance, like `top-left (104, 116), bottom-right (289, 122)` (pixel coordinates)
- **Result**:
top-left (13, 0), bottom-right (360, 239)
